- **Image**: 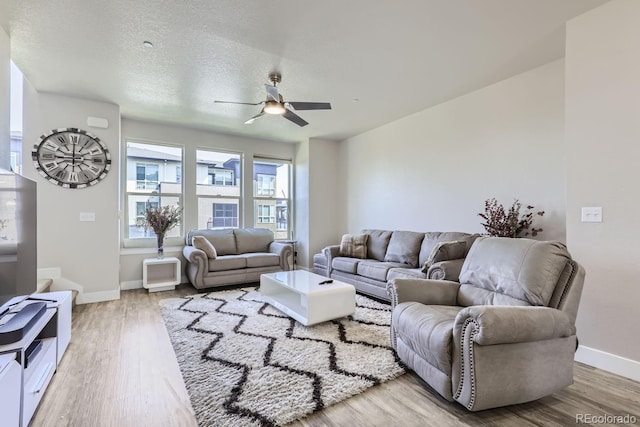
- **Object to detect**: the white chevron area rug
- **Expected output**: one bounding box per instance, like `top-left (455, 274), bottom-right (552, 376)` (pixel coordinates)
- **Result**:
top-left (160, 287), bottom-right (405, 427)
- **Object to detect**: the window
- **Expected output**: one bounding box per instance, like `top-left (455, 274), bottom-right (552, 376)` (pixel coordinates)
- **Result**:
top-left (210, 203), bottom-right (238, 228)
top-left (208, 168), bottom-right (234, 186)
top-left (10, 62), bottom-right (23, 174)
top-left (197, 149), bottom-right (241, 229)
top-left (257, 204), bottom-right (275, 223)
top-left (136, 163), bottom-right (159, 190)
top-left (125, 141), bottom-right (183, 240)
top-left (256, 174), bottom-right (276, 196)
top-left (253, 158), bottom-right (291, 239)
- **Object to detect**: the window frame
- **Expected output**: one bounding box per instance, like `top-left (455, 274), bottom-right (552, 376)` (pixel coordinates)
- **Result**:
top-left (196, 148), bottom-right (243, 231)
top-left (253, 156), bottom-right (292, 240)
top-left (123, 139), bottom-right (184, 248)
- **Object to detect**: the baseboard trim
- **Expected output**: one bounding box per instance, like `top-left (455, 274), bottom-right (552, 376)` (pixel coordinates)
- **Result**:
top-left (75, 289), bottom-right (120, 305)
top-left (576, 345), bottom-right (640, 382)
top-left (121, 280), bottom-right (143, 290)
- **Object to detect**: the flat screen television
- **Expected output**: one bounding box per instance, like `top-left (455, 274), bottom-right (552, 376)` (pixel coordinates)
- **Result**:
top-left (0, 169), bottom-right (37, 315)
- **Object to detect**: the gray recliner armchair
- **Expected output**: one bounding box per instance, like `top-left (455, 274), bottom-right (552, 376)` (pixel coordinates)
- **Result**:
top-left (386, 236), bottom-right (585, 411)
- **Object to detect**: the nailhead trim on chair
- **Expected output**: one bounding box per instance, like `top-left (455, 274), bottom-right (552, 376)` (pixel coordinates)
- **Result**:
top-left (556, 260), bottom-right (577, 311)
top-left (386, 283), bottom-right (399, 349)
top-left (454, 317), bottom-right (479, 410)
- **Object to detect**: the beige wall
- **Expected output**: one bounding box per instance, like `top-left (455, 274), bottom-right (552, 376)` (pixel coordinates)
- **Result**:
top-left (566, 0), bottom-right (640, 379)
top-left (339, 59), bottom-right (566, 241)
top-left (0, 27), bottom-right (9, 169)
top-left (22, 92), bottom-right (121, 303)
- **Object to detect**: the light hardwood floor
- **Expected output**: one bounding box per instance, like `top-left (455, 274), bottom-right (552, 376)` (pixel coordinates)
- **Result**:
top-left (31, 285), bottom-right (640, 427)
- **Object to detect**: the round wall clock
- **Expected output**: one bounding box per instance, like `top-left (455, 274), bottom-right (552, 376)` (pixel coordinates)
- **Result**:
top-left (32, 127), bottom-right (111, 189)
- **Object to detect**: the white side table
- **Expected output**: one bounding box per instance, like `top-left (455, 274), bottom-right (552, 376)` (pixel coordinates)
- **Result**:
top-left (143, 257), bottom-right (181, 292)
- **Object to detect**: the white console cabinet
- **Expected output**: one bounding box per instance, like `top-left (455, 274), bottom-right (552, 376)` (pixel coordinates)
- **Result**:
top-left (0, 291), bottom-right (72, 427)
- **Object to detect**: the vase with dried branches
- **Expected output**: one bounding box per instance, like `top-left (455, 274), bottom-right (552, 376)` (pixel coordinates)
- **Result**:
top-left (478, 198), bottom-right (544, 238)
top-left (145, 205), bottom-right (182, 258)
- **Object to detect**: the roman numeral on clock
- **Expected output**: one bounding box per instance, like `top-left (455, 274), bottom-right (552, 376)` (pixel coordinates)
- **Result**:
top-left (43, 161), bottom-right (59, 171)
top-left (42, 140), bottom-right (60, 151)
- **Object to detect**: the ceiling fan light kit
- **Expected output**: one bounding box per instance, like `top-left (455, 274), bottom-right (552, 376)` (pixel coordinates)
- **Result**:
top-left (263, 101), bottom-right (286, 115)
top-left (215, 72), bottom-right (331, 127)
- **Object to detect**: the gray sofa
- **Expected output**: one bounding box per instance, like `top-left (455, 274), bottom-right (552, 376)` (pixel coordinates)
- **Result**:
top-left (313, 229), bottom-right (478, 301)
top-left (183, 228), bottom-right (293, 290)
top-left (387, 237), bottom-right (585, 411)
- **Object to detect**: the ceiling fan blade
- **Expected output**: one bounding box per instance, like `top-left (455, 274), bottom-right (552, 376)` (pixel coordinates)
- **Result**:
top-left (265, 84), bottom-right (279, 102)
top-left (282, 109), bottom-right (309, 127)
top-left (244, 111), bottom-right (265, 124)
top-left (215, 100), bottom-right (263, 106)
top-left (287, 102), bottom-right (332, 111)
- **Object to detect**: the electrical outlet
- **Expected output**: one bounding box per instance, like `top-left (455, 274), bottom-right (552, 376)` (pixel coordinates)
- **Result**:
top-left (581, 207), bottom-right (602, 223)
top-left (79, 212), bottom-right (96, 222)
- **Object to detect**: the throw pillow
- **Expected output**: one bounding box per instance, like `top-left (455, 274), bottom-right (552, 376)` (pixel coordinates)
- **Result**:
top-left (339, 234), bottom-right (369, 259)
top-left (192, 235), bottom-right (218, 259)
top-left (422, 240), bottom-right (467, 273)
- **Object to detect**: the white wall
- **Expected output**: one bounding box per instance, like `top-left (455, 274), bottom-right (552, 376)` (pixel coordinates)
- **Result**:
top-left (308, 138), bottom-right (343, 265)
top-left (22, 93), bottom-right (121, 303)
top-left (566, 0), bottom-right (640, 380)
top-left (119, 118), bottom-right (297, 285)
top-left (294, 140), bottom-right (310, 268)
top-left (340, 59), bottom-right (566, 241)
top-left (294, 138), bottom-right (343, 269)
top-left (0, 27), bottom-right (9, 170)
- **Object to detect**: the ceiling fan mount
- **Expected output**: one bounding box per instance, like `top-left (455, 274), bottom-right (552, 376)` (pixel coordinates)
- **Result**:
top-left (268, 72), bottom-right (282, 86)
top-left (215, 72), bottom-right (331, 127)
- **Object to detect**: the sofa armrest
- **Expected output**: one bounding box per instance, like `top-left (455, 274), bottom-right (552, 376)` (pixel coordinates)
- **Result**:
top-left (183, 245), bottom-right (207, 265)
top-left (322, 244), bottom-right (341, 275)
top-left (183, 245), bottom-right (208, 288)
top-left (386, 278), bottom-right (460, 309)
top-left (427, 258), bottom-right (465, 281)
top-left (453, 306), bottom-right (576, 346)
top-left (269, 241), bottom-right (293, 271)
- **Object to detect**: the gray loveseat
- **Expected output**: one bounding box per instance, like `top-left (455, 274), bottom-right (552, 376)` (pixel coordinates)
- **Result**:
top-left (313, 229), bottom-right (478, 301)
top-left (183, 228), bottom-right (293, 290)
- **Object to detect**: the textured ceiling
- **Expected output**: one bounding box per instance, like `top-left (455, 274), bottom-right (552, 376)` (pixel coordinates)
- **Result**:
top-left (0, 0), bottom-right (607, 142)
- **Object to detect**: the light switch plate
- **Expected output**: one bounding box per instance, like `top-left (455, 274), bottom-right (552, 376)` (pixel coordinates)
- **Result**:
top-left (79, 212), bottom-right (96, 222)
top-left (581, 207), bottom-right (602, 223)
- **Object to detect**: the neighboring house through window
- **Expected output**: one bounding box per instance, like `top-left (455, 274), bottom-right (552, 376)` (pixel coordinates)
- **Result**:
top-left (253, 157), bottom-right (291, 239)
top-left (197, 149), bottom-right (242, 230)
top-left (125, 141), bottom-right (183, 240)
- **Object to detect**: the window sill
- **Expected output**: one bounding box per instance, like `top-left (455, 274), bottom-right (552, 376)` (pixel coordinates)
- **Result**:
top-left (120, 246), bottom-right (184, 256)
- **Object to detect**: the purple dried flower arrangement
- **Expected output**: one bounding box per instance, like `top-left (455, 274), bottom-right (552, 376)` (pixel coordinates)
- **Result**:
top-left (478, 198), bottom-right (544, 238)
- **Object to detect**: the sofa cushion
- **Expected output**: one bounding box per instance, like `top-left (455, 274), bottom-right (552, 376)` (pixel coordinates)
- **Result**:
top-left (418, 232), bottom-right (476, 267)
top-left (339, 233), bottom-right (368, 259)
top-left (187, 228), bottom-right (237, 255)
top-left (421, 240), bottom-right (467, 272)
top-left (234, 228), bottom-right (274, 254)
top-left (361, 229), bottom-right (393, 261)
top-left (393, 302), bottom-right (462, 375)
top-left (459, 237), bottom-right (572, 306)
top-left (208, 255), bottom-right (247, 272)
top-left (244, 252), bottom-right (280, 268)
top-left (384, 231), bottom-right (424, 267)
top-left (332, 257), bottom-right (361, 274)
top-left (356, 260), bottom-right (406, 282)
top-left (387, 268), bottom-right (427, 281)
top-left (192, 235), bottom-right (218, 259)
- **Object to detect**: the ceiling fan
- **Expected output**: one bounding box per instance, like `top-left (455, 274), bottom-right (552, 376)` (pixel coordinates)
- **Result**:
top-left (215, 72), bottom-right (331, 127)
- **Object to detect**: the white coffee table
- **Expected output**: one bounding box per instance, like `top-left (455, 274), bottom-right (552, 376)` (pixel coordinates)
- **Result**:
top-left (260, 270), bottom-right (355, 326)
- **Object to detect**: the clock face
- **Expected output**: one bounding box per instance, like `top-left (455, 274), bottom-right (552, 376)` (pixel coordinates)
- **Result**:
top-left (32, 128), bottom-right (111, 189)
